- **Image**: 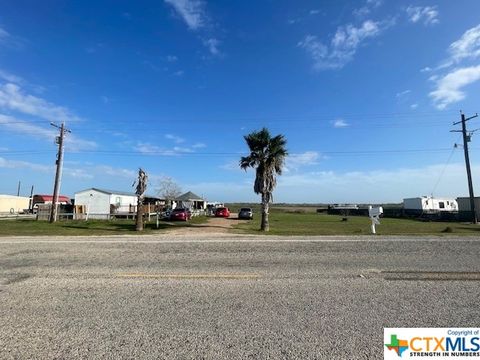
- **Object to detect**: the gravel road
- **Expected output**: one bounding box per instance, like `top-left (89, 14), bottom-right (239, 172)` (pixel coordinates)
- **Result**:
top-left (0, 235), bottom-right (479, 359)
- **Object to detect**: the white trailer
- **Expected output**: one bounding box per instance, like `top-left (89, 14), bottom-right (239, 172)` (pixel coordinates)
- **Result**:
top-left (403, 196), bottom-right (458, 214)
top-left (74, 188), bottom-right (137, 220)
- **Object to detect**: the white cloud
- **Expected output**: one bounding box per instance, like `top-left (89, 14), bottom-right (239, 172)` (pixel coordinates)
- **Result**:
top-left (276, 163), bottom-right (479, 203)
top-left (172, 70), bottom-right (184, 76)
top-left (0, 69), bottom-right (24, 84)
top-left (0, 83), bottom-right (82, 123)
top-left (410, 103), bottom-right (419, 109)
top-left (0, 114), bottom-right (56, 138)
top-left (424, 24), bottom-right (480, 108)
top-left (448, 24), bottom-right (480, 64)
top-left (164, 0), bottom-right (222, 56)
top-left (164, 0), bottom-right (208, 30)
top-left (166, 55), bottom-right (178, 62)
top-left (332, 118), bottom-right (349, 128)
top-left (183, 162), bottom-right (480, 203)
top-left (0, 156), bottom-right (52, 172)
top-left (406, 5), bottom-right (439, 26)
top-left (165, 134), bottom-right (185, 143)
top-left (298, 20), bottom-right (383, 70)
top-left (309, 9), bottom-right (320, 15)
top-left (173, 146), bottom-right (193, 153)
top-left (95, 165), bottom-right (137, 179)
top-left (220, 160), bottom-right (240, 171)
top-left (429, 65), bottom-right (480, 109)
top-left (0, 27), bottom-right (10, 42)
top-left (204, 38), bottom-right (221, 56)
top-left (134, 142), bottom-right (199, 156)
top-left (192, 142), bottom-right (206, 148)
top-left (286, 151), bottom-right (320, 171)
top-left (423, 24), bottom-right (480, 72)
top-left (396, 89), bottom-right (411, 98)
top-left (0, 114), bottom-right (97, 151)
top-left (135, 142), bottom-right (163, 154)
top-left (353, 0), bottom-right (382, 18)
top-left (63, 167), bottom-right (94, 179)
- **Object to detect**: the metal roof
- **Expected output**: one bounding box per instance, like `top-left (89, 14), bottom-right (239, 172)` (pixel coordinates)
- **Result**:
top-left (175, 191), bottom-right (204, 201)
top-left (75, 188), bottom-right (136, 197)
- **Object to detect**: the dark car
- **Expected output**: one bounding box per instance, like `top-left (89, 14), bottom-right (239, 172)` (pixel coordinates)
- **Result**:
top-left (238, 207), bottom-right (253, 220)
top-left (169, 208), bottom-right (189, 221)
top-left (215, 207), bottom-right (230, 218)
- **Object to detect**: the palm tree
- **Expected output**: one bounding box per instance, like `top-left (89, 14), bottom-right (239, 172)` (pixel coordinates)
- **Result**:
top-left (240, 128), bottom-right (288, 231)
top-left (134, 168), bottom-right (148, 231)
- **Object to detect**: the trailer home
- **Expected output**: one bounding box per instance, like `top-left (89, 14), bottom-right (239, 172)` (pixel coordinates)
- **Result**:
top-left (403, 196), bottom-right (458, 216)
top-left (74, 188), bottom-right (137, 220)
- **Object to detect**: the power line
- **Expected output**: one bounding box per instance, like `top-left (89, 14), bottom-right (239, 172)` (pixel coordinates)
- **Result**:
top-left (431, 139), bottom-right (460, 197)
top-left (0, 110), bottom-right (458, 126)
top-left (1, 147), bottom-right (468, 157)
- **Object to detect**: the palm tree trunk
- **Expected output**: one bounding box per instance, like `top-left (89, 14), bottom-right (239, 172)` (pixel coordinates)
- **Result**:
top-left (136, 197), bottom-right (144, 231)
top-left (260, 193), bottom-right (270, 231)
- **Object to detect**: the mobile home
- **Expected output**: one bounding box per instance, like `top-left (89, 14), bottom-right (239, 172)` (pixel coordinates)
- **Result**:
top-left (74, 188), bottom-right (137, 220)
top-left (403, 196), bottom-right (458, 216)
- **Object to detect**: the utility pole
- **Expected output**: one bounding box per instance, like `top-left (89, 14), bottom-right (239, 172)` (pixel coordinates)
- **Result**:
top-left (452, 111), bottom-right (478, 224)
top-left (17, 181), bottom-right (21, 196)
top-left (29, 185), bottom-right (34, 213)
top-left (49, 122), bottom-right (71, 223)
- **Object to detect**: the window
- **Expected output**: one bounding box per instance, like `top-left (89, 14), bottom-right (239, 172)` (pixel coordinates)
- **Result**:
top-left (439, 202), bottom-right (445, 209)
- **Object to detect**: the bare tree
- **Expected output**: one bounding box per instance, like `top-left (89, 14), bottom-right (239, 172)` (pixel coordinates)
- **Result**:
top-left (133, 168), bottom-right (148, 231)
top-left (157, 176), bottom-right (182, 207)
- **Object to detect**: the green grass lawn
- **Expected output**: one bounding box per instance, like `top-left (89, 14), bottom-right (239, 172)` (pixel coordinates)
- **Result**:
top-left (232, 212), bottom-right (480, 236)
top-left (0, 216), bottom-right (208, 236)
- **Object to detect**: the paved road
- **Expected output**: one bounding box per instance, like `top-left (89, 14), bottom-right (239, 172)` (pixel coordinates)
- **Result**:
top-left (0, 235), bottom-right (479, 359)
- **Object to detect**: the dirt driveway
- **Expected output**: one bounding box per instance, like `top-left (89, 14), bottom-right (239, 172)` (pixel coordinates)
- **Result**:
top-left (167, 214), bottom-right (244, 235)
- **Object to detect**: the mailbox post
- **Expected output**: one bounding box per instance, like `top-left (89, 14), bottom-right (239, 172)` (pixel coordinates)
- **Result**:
top-left (368, 206), bottom-right (383, 234)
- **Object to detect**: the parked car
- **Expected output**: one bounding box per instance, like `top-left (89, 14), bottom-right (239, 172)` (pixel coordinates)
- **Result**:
top-left (238, 207), bottom-right (253, 220)
top-left (162, 208), bottom-right (172, 219)
top-left (169, 208), bottom-right (190, 221)
top-left (215, 207), bottom-right (230, 218)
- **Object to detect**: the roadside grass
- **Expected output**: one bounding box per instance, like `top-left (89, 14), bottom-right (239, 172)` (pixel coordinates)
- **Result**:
top-left (232, 212), bottom-right (480, 236)
top-left (0, 216), bottom-right (208, 236)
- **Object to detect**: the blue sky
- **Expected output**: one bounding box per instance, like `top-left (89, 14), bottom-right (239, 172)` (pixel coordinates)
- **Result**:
top-left (1, 0), bottom-right (480, 203)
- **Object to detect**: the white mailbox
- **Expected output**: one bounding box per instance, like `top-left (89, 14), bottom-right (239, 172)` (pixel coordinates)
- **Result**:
top-left (368, 206), bottom-right (383, 234)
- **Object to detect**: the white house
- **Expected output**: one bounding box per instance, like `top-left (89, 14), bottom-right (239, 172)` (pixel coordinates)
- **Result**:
top-left (74, 188), bottom-right (137, 219)
top-left (403, 196), bottom-right (458, 215)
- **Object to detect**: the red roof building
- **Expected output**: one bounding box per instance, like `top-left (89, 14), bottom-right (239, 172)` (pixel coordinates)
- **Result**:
top-left (32, 194), bottom-right (71, 205)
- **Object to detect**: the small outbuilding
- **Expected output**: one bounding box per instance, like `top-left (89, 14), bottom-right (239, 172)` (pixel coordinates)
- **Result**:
top-left (456, 196), bottom-right (480, 221)
top-left (0, 195), bottom-right (30, 214)
top-left (175, 191), bottom-right (206, 210)
top-left (74, 188), bottom-right (137, 220)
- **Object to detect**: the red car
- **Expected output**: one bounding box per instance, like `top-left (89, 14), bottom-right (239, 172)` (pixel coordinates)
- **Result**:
top-left (169, 208), bottom-right (190, 221)
top-left (215, 207), bottom-right (230, 218)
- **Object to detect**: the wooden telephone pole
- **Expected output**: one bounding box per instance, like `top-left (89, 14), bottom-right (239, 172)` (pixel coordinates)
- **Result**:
top-left (452, 112), bottom-right (478, 224)
top-left (49, 122), bottom-right (71, 223)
